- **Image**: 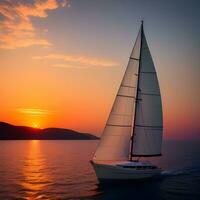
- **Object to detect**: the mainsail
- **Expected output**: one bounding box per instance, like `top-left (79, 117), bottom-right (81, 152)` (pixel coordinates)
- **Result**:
top-left (131, 23), bottom-right (163, 157)
top-left (93, 22), bottom-right (163, 162)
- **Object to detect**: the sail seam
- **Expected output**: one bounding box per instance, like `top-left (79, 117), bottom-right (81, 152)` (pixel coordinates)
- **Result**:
top-left (121, 84), bottom-right (136, 89)
top-left (107, 124), bottom-right (132, 127)
top-left (130, 57), bottom-right (139, 61)
top-left (135, 124), bottom-right (163, 128)
top-left (111, 113), bottom-right (132, 116)
top-left (140, 92), bottom-right (160, 96)
top-left (117, 94), bottom-right (135, 99)
top-left (132, 154), bottom-right (162, 157)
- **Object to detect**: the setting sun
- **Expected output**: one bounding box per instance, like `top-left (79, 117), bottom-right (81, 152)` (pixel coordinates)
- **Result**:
top-left (33, 124), bottom-right (38, 128)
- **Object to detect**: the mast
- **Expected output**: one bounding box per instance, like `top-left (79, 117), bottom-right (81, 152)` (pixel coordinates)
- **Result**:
top-left (130, 21), bottom-right (143, 161)
top-left (93, 21), bottom-right (162, 162)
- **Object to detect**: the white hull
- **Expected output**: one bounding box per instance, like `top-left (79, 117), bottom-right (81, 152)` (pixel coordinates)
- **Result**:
top-left (91, 161), bottom-right (161, 181)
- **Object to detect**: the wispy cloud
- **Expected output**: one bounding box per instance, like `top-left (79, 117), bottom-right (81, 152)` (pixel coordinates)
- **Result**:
top-left (0, 0), bottom-right (69, 49)
top-left (52, 63), bottom-right (89, 69)
top-left (33, 53), bottom-right (120, 68)
top-left (61, 0), bottom-right (70, 8)
top-left (17, 108), bottom-right (51, 116)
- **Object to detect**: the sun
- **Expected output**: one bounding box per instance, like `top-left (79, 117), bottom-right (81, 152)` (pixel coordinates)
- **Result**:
top-left (33, 124), bottom-right (38, 128)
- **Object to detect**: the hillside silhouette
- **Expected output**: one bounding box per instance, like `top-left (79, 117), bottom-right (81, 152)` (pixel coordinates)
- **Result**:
top-left (0, 122), bottom-right (98, 140)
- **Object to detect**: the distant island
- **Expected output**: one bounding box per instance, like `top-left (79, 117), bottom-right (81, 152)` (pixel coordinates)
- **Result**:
top-left (0, 122), bottom-right (99, 140)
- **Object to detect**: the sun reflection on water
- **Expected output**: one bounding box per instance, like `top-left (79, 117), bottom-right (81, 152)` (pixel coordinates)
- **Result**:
top-left (20, 140), bottom-right (51, 199)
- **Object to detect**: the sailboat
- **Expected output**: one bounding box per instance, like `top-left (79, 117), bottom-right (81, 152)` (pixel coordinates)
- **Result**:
top-left (91, 21), bottom-right (163, 181)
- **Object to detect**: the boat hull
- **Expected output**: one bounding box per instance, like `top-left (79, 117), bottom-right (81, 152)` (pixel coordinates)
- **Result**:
top-left (91, 161), bottom-right (161, 182)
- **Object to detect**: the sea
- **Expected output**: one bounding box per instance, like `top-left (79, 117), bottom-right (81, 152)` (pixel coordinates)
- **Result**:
top-left (0, 140), bottom-right (200, 200)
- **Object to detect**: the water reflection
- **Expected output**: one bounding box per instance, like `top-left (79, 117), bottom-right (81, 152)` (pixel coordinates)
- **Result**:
top-left (1, 141), bottom-right (198, 199)
top-left (20, 140), bottom-right (51, 199)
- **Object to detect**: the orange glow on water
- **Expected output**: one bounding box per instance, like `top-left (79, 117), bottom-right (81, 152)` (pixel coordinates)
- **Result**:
top-left (21, 141), bottom-right (51, 199)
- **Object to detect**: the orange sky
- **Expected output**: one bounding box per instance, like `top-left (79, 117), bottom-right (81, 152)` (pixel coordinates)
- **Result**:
top-left (0, 0), bottom-right (199, 139)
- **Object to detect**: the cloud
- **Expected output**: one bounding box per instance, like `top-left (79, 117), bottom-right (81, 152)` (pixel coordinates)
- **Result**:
top-left (52, 63), bottom-right (88, 69)
top-left (33, 53), bottom-right (120, 68)
top-left (61, 0), bottom-right (70, 8)
top-left (17, 108), bottom-right (51, 116)
top-left (0, 0), bottom-right (69, 49)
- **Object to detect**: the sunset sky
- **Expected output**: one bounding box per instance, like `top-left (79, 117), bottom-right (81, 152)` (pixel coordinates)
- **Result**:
top-left (0, 0), bottom-right (199, 139)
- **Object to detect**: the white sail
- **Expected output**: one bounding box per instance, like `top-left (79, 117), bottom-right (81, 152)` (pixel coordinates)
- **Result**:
top-left (132, 28), bottom-right (163, 156)
top-left (93, 22), bottom-right (163, 161)
top-left (93, 28), bottom-right (141, 161)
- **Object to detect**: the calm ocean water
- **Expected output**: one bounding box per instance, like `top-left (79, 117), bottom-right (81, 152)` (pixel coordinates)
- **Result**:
top-left (0, 140), bottom-right (200, 200)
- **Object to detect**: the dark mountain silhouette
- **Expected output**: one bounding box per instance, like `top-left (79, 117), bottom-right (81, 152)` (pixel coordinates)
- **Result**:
top-left (0, 122), bottom-right (99, 140)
